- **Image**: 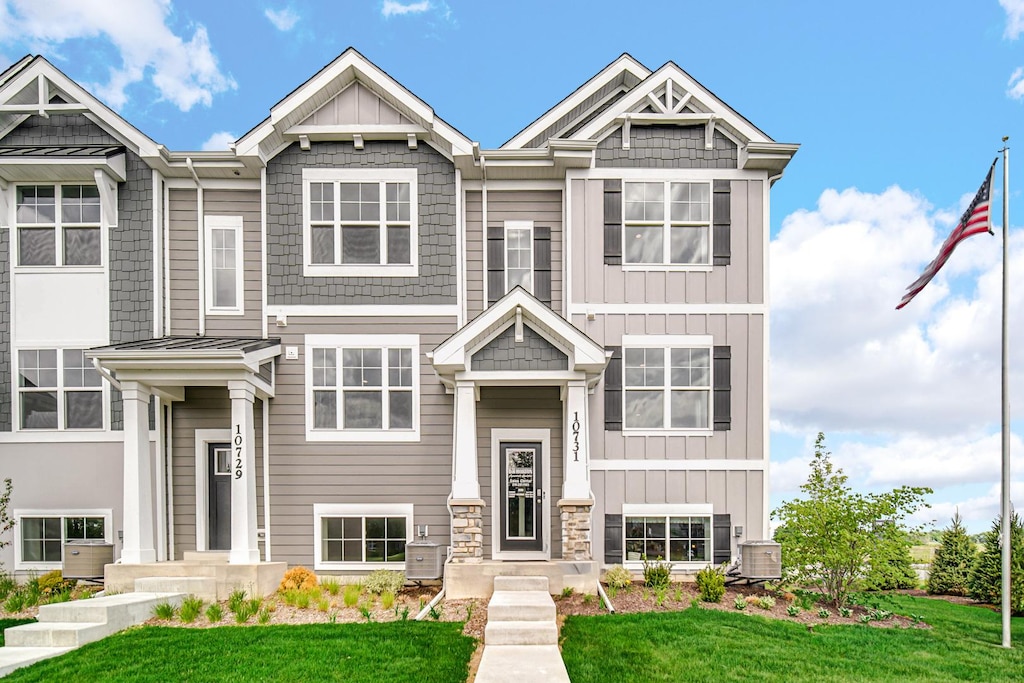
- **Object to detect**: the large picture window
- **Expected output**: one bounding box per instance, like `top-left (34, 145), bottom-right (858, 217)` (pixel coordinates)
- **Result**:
top-left (623, 344), bottom-right (710, 430)
top-left (303, 169), bottom-right (417, 276)
top-left (624, 514), bottom-right (711, 563)
top-left (16, 184), bottom-right (102, 267)
top-left (305, 335), bottom-right (419, 442)
top-left (623, 181), bottom-right (710, 265)
top-left (16, 511), bottom-right (110, 568)
top-left (18, 348), bottom-right (104, 430)
top-left (313, 503), bottom-right (413, 569)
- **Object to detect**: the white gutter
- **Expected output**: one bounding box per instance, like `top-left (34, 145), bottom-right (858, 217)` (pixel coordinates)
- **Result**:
top-left (91, 357), bottom-right (121, 390)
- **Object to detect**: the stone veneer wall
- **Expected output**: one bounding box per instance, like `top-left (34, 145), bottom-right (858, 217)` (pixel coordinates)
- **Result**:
top-left (596, 125), bottom-right (738, 168)
top-left (449, 501), bottom-right (484, 562)
top-left (559, 501), bottom-right (593, 561)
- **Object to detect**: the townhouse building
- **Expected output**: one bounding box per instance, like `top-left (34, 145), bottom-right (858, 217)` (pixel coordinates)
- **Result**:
top-left (0, 49), bottom-right (796, 596)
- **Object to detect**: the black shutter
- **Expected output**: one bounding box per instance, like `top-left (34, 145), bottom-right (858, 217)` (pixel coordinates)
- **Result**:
top-left (604, 346), bottom-right (622, 431)
top-left (713, 345), bottom-right (731, 431)
top-left (604, 179), bottom-right (622, 265)
top-left (533, 226), bottom-right (552, 305)
top-left (713, 514), bottom-right (732, 565)
top-left (604, 514), bottom-right (623, 565)
top-left (713, 180), bottom-right (731, 266)
top-left (486, 225), bottom-right (504, 305)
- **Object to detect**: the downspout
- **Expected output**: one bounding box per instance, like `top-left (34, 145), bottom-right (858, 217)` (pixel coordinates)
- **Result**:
top-left (186, 157), bottom-right (205, 336)
top-left (262, 397), bottom-right (272, 560)
top-left (596, 580), bottom-right (615, 613)
top-left (166, 402), bottom-right (175, 560)
top-left (92, 358), bottom-right (121, 390)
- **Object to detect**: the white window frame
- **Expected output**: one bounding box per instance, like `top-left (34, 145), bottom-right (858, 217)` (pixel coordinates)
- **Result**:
top-left (13, 508), bottom-right (113, 571)
top-left (14, 346), bottom-right (108, 432)
top-left (313, 503), bottom-right (413, 570)
top-left (13, 183), bottom-right (106, 271)
top-left (304, 334), bottom-right (420, 442)
top-left (204, 215), bottom-right (245, 315)
top-left (302, 168), bottom-right (418, 277)
top-left (503, 220), bottom-right (534, 296)
top-left (621, 179), bottom-right (712, 271)
top-left (621, 503), bottom-right (713, 569)
top-left (621, 334), bottom-right (713, 434)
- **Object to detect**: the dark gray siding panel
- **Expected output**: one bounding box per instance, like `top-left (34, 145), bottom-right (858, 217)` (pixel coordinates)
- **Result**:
top-left (265, 141), bottom-right (456, 305)
top-left (1, 113), bottom-right (118, 146)
top-left (596, 126), bottom-right (738, 169)
top-left (471, 324), bottom-right (568, 371)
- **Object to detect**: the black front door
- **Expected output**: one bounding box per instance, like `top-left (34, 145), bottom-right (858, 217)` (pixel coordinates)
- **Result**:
top-left (499, 442), bottom-right (543, 552)
top-left (208, 443), bottom-right (231, 551)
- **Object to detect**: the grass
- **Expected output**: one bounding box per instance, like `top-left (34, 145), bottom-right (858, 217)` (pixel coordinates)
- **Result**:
top-left (0, 618), bottom-right (35, 647)
top-left (910, 543), bottom-right (939, 563)
top-left (561, 594), bottom-right (1024, 682)
top-left (3, 622), bottom-right (475, 683)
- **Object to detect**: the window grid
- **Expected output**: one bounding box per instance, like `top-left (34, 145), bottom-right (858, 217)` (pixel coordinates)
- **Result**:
top-left (505, 224), bottom-right (533, 293)
top-left (210, 227), bottom-right (238, 309)
top-left (624, 346), bottom-right (710, 430)
top-left (20, 515), bottom-right (106, 564)
top-left (312, 345), bottom-right (414, 432)
top-left (18, 349), bottom-right (103, 430)
top-left (321, 515), bottom-right (407, 563)
top-left (623, 181), bottom-right (710, 266)
top-left (308, 180), bottom-right (412, 266)
top-left (624, 515), bottom-right (710, 563)
top-left (16, 184), bottom-right (102, 267)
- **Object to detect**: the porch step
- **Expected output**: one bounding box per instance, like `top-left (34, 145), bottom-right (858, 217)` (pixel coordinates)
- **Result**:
top-left (0, 646), bottom-right (74, 678)
top-left (4, 621), bottom-right (110, 648)
top-left (134, 576), bottom-right (217, 600)
top-left (476, 645), bottom-right (570, 683)
top-left (484, 620), bottom-right (558, 645)
top-left (493, 575), bottom-right (549, 593)
top-left (36, 592), bottom-right (184, 627)
top-left (181, 551), bottom-right (231, 565)
top-left (486, 590), bottom-right (556, 622)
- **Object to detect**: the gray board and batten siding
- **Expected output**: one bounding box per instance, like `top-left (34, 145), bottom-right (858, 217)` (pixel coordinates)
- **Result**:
top-left (167, 188), bottom-right (263, 337)
top-left (262, 316), bottom-right (458, 569)
top-left (0, 113), bottom-right (153, 431)
top-left (265, 140), bottom-right (457, 306)
top-left (464, 190), bottom-right (563, 319)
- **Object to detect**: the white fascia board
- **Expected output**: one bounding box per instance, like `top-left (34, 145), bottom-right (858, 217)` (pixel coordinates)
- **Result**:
top-left (234, 119), bottom-right (274, 158)
top-left (593, 459), bottom-right (766, 471)
top-left (572, 63), bottom-right (770, 146)
top-left (503, 54), bottom-right (651, 149)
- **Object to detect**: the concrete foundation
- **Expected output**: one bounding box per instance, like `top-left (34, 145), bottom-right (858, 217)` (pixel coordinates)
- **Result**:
top-left (444, 560), bottom-right (598, 599)
top-left (104, 551), bottom-right (286, 600)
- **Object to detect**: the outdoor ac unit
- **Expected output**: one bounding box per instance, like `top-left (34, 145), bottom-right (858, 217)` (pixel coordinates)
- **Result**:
top-left (739, 541), bottom-right (782, 580)
top-left (405, 540), bottom-right (443, 580)
top-left (63, 541), bottom-right (114, 581)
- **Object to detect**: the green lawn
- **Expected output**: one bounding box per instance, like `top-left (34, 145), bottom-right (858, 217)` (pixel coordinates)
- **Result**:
top-left (2, 622), bottom-right (475, 683)
top-left (561, 594), bottom-right (1024, 683)
top-left (0, 619), bottom-right (35, 646)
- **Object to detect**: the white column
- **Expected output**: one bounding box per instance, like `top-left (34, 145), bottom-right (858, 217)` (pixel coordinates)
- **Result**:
top-left (562, 380), bottom-right (592, 501)
top-left (121, 381), bottom-right (156, 564)
top-left (228, 380), bottom-right (260, 564)
top-left (451, 380), bottom-right (480, 500)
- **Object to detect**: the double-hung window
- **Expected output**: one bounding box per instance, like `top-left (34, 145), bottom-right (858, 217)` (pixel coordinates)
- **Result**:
top-left (313, 503), bottom-right (413, 569)
top-left (16, 184), bottom-right (102, 267)
top-left (204, 215), bottom-right (244, 314)
top-left (303, 168), bottom-right (417, 276)
top-left (18, 349), bottom-right (104, 430)
top-left (15, 510), bottom-right (111, 569)
top-left (306, 335), bottom-right (419, 442)
top-left (623, 181), bottom-right (710, 266)
top-left (505, 221), bottom-right (533, 292)
top-left (622, 336), bottom-right (711, 431)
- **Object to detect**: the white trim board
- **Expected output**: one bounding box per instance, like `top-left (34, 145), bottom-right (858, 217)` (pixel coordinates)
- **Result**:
top-left (568, 304), bottom-right (766, 315)
top-left (268, 304), bottom-right (459, 318)
top-left (13, 508), bottom-right (113, 571)
top-left (312, 502), bottom-right (414, 571)
top-left (590, 459), bottom-right (766, 471)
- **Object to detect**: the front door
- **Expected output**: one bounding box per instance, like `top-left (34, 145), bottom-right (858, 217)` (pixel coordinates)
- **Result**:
top-left (499, 442), bottom-right (544, 552)
top-left (208, 443), bottom-right (231, 550)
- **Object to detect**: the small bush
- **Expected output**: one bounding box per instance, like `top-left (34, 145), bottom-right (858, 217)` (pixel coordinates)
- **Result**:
top-left (0, 573), bottom-right (16, 600)
top-left (257, 607), bottom-right (272, 624)
top-left (279, 566), bottom-right (318, 592)
top-left (38, 570), bottom-right (76, 597)
top-left (733, 596), bottom-right (746, 610)
top-left (322, 578), bottom-right (342, 596)
top-left (817, 607), bottom-right (830, 618)
top-left (317, 596), bottom-right (330, 612)
top-left (560, 586), bottom-right (575, 599)
top-left (153, 602), bottom-right (177, 620)
top-left (178, 595), bottom-right (204, 623)
top-left (381, 590), bottom-right (396, 610)
top-left (695, 564), bottom-right (726, 603)
top-left (364, 569), bottom-right (404, 595)
top-left (343, 583), bottom-right (362, 608)
top-left (787, 605), bottom-right (800, 617)
top-left (294, 590), bottom-right (312, 609)
top-left (46, 588), bottom-right (72, 603)
top-left (755, 595), bottom-right (776, 610)
top-left (793, 589), bottom-right (818, 610)
top-left (840, 607), bottom-right (852, 618)
top-left (641, 555), bottom-right (672, 590)
top-left (227, 589), bottom-right (248, 614)
top-left (4, 590), bottom-right (25, 613)
top-left (602, 565), bottom-right (633, 590)
top-left (205, 603), bottom-right (223, 622)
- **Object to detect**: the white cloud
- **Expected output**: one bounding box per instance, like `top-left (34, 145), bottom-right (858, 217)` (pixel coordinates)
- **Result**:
top-left (0, 0), bottom-right (235, 111)
top-left (382, 1), bottom-right (431, 18)
top-left (200, 131), bottom-right (236, 151)
top-left (265, 7), bottom-right (299, 31)
top-left (1008, 67), bottom-right (1024, 101)
top-left (1002, 0), bottom-right (1024, 40)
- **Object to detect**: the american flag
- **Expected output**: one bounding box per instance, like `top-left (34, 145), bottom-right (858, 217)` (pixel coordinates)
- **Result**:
top-left (897, 159), bottom-right (997, 310)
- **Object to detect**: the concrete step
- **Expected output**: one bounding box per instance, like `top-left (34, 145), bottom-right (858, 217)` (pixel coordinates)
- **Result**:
top-left (37, 591), bottom-right (184, 627)
top-left (134, 576), bottom-right (217, 600)
top-left (484, 620), bottom-right (558, 646)
top-left (0, 646), bottom-right (73, 678)
top-left (492, 575), bottom-right (550, 593)
top-left (475, 645), bottom-right (570, 683)
top-left (487, 590), bottom-right (556, 622)
top-left (4, 621), bottom-right (110, 648)
top-left (181, 551), bottom-right (230, 565)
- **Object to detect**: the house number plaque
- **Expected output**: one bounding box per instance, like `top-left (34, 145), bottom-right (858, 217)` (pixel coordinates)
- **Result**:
top-left (233, 425), bottom-right (244, 479)
top-left (572, 411), bottom-right (580, 462)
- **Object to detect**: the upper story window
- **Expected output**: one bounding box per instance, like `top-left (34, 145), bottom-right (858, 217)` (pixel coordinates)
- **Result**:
top-left (623, 181), bottom-right (710, 266)
top-left (302, 168), bottom-right (418, 277)
top-left (505, 221), bottom-right (533, 292)
top-left (486, 221), bottom-right (552, 306)
top-left (305, 334), bottom-right (419, 442)
top-left (16, 184), bottom-right (102, 267)
top-left (18, 348), bottom-right (104, 430)
top-left (204, 215), bottom-right (244, 315)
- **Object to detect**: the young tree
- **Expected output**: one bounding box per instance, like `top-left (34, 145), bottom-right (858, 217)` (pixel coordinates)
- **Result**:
top-left (772, 433), bottom-right (931, 607)
top-left (926, 512), bottom-right (976, 596)
top-left (0, 478), bottom-right (13, 553)
top-left (966, 512), bottom-right (1024, 615)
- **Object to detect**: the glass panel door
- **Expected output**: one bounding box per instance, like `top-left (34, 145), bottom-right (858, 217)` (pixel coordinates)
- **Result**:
top-left (499, 442), bottom-right (543, 552)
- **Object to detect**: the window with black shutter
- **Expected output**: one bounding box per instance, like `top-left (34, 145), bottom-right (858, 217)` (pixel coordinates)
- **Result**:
top-left (604, 179), bottom-right (622, 265)
top-left (604, 514), bottom-right (623, 565)
top-left (533, 226), bottom-right (551, 305)
top-left (713, 346), bottom-right (731, 431)
top-left (713, 514), bottom-right (732, 564)
top-left (713, 180), bottom-right (731, 266)
top-left (604, 346), bottom-right (622, 431)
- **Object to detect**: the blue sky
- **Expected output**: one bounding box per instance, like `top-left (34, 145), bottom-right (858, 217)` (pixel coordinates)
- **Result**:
top-left (2, 0), bottom-right (1022, 532)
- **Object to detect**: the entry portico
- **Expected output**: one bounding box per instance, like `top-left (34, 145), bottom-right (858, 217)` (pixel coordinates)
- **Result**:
top-left (87, 337), bottom-right (280, 566)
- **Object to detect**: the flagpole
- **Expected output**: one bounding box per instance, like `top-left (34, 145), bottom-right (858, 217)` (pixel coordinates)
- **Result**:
top-left (1000, 137), bottom-right (1011, 649)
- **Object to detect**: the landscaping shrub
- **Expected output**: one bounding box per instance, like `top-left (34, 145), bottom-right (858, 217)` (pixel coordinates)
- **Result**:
top-left (967, 512), bottom-right (1024, 615)
top-left (363, 569), bottom-right (404, 595)
top-left (279, 566), bottom-right (318, 592)
top-left (178, 595), bottom-right (204, 623)
top-left (38, 570), bottom-right (77, 597)
top-left (602, 565), bottom-right (633, 589)
top-left (343, 584), bottom-right (361, 607)
top-left (0, 572), bottom-right (16, 600)
top-left (641, 556), bottom-right (672, 590)
top-left (861, 532), bottom-right (918, 591)
top-left (695, 564), bottom-right (725, 603)
top-left (927, 512), bottom-right (976, 596)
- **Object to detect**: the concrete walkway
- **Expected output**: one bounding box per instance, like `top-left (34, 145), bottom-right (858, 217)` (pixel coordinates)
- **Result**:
top-left (475, 576), bottom-right (570, 683)
top-left (0, 591), bottom-right (184, 678)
